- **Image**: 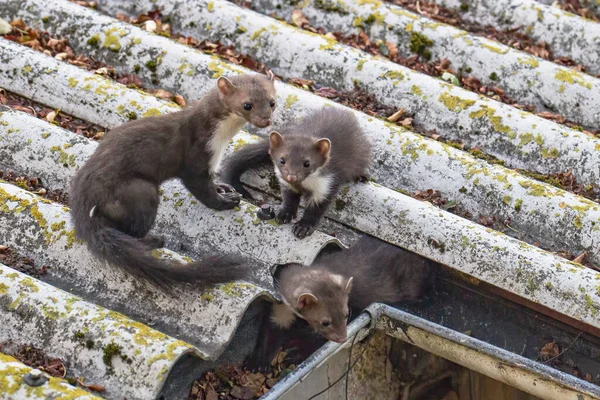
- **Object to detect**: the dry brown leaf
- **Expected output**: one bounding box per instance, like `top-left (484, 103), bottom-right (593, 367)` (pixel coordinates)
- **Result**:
top-left (45, 111), bottom-right (57, 123)
top-left (153, 89), bottom-right (174, 100)
top-left (540, 341), bottom-right (560, 361)
top-left (387, 108), bottom-right (406, 122)
top-left (174, 94), bottom-right (187, 107)
top-left (291, 9), bottom-right (309, 27)
top-left (399, 117), bottom-right (413, 126)
top-left (572, 251), bottom-right (587, 265)
top-left (205, 385), bottom-right (218, 400)
top-left (385, 42), bottom-right (398, 60)
top-left (85, 384), bottom-right (105, 392)
top-left (144, 20), bottom-right (157, 32)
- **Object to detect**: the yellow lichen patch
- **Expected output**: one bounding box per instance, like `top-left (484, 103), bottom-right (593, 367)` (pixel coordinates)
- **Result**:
top-left (19, 277), bottom-right (39, 293)
top-left (519, 180), bottom-right (548, 197)
top-left (357, 0), bottom-right (382, 9)
top-left (519, 133), bottom-right (533, 146)
top-left (410, 85), bottom-right (422, 96)
top-left (207, 1), bottom-right (214, 11)
top-left (250, 27), bottom-right (267, 41)
top-left (147, 340), bottom-right (193, 367)
top-left (517, 57), bottom-right (539, 68)
top-left (67, 77), bottom-right (78, 88)
top-left (142, 108), bottom-right (162, 118)
top-left (0, 282), bottom-right (8, 295)
top-left (284, 94), bottom-right (299, 109)
top-left (207, 60), bottom-right (229, 78)
top-left (106, 310), bottom-right (169, 346)
top-left (481, 43), bottom-right (509, 54)
top-left (439, 92), bottom-right (475, 112)
top-left (389, 7), bottom-right (417, 19)
top-left (49, 146), bottom-right (76, 168)
top-left (541, 147), bottom-right (559, 158)
top-left (103, 27), bottom-right (124, 52)
top-left (555, 69), bottom-right (593, 90)
top-left (232, 137), bottom-right (248, 151)
top-left (468, 105), bottom-right (513, 135)
top-left (383, 70), bottom-right (405, 85)
top-left (319, 36), bottom-right (339, 51)
top-left (356, 59), bottom-right (367, 71)
top-left (220, 282), bottom-right (254, 297)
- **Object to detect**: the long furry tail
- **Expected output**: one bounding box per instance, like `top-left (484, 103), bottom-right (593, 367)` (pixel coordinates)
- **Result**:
top-left (219, 140), bottom-right (271, 199)
top-left (91, 226), bottom-right (251, 292)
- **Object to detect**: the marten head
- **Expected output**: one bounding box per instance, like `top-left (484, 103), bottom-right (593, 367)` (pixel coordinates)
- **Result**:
top-left (276, 265), bottom-right (353, 343)
top-left (216, 71), bottom-right (277, 128)
top-left (268, 132), bottom-right (331, 185)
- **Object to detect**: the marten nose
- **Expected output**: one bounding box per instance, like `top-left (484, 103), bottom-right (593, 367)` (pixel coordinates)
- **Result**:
top-left (258, 118), bottom-right (271, 127)
top-left (329, 334), bottom-right (347, 343)
top-left (286, 175), bottom-right (297, 182)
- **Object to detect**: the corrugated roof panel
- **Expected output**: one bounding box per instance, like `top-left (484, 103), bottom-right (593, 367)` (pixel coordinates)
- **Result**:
top-left (0, 262), bottom-right (205, 399)
top-left (0, 353), bottom-right (102, 399)
top-left (0, 180), bottom-right (274, 360)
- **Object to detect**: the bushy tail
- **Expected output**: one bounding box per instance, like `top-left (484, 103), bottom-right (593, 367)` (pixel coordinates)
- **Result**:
top-left (89, 223), bottom-right (251, 292)
top-left (219, 140), bottom-right (271, 199)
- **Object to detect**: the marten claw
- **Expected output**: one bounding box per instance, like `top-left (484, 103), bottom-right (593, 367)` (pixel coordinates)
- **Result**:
top-left (292, 222), bottom-right (315, 239)
top-left (275, 209), bottom-right (295, 224)
top-left (215, 182), bottom-right (237, 194)
top-left (216, 191), bottom-right (242, 210)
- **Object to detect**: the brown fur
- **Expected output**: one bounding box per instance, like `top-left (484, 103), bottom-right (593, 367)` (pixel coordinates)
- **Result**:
top-left (274, 235), bottom-right (435, 342)
top-left (69, 73), bottom-right (276, 290)
top-left (220, 108), bottom-right (372, 238)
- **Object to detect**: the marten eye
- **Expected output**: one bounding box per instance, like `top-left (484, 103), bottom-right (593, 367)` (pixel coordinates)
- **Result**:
top-left (321, 320), bottom-right (330, 327)
top-left (280, 158), bottom-right (286, 165)
top-left (303, 160), bottom-right (310, 168)
top-left (269, 100), bottom-right (276, 108)
top-left (243, 103), bottom-right (252, 111)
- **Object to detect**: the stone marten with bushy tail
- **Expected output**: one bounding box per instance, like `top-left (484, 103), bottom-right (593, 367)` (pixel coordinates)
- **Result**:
top-left (70, 72), bottom-right (277, 291)
top-left (220, 107), bottom-right (371, 238)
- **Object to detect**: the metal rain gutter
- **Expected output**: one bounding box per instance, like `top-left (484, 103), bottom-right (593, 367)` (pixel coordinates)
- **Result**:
top-left (263, 304), bottom-right (600, 400)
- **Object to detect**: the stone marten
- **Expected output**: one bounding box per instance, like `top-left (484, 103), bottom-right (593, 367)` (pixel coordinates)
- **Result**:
top-left (220, 108), bottom-right (371, 238)
top-left (271, 235), bottom-right (435, 342)
top-left (70, 72), bottom-right (277, 290)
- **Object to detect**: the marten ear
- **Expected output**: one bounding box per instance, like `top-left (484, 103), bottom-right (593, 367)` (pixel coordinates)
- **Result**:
top-left (217, 77), bottom-right (236, 97)
top-left (269, 131), bottom-right (284, 150)
top-left (344, 277), bottom-right (353, 294)
top-left (313, 138), bottom-right (331, 158)
top-left (266, 70), bottom-right (276, 81)
top-left (297, 293), bottom-right (318, 310)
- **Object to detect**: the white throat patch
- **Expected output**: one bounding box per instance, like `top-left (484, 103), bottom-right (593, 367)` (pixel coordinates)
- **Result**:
top-left (208, 114), bottom-right (247, 174)
top-left (300, 170), bottom-right (333, 206)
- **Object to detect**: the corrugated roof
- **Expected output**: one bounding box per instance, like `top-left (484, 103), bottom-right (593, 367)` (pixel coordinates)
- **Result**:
top-left (0, 0), bottom-right (599, 397)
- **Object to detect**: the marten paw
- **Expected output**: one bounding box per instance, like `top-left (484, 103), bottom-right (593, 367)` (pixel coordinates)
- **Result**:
top-left (292, 221), bottom-right (316, 239)
top-left (214, 182), bottom-right (236, 194)
top-left (215, 191), bottom-right (242, 210)
top-left (275, 208), bottom-right (295, 224)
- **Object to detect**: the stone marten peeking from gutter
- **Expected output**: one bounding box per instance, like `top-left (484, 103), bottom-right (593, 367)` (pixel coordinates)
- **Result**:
top-left (271, 235), bottom-right (436, 343)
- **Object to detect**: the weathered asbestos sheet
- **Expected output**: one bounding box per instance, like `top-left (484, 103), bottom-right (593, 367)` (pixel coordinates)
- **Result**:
top-left (0, 263), bottom-right (206, 399)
